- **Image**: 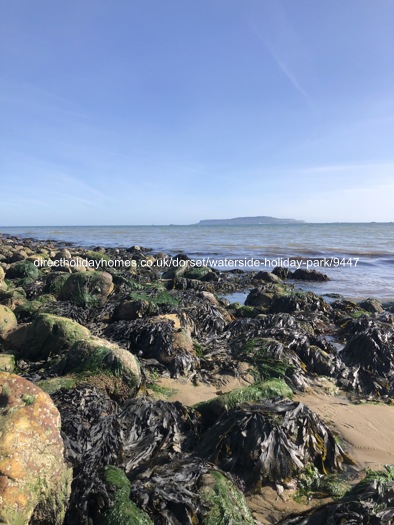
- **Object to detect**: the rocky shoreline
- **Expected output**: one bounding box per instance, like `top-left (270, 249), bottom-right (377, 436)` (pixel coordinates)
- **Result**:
top-left (1, 233), bottom-right (394, 524)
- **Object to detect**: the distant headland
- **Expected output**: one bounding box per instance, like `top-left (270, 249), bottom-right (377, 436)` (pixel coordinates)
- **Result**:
top-left (195, 216), bottom-right (305, 225)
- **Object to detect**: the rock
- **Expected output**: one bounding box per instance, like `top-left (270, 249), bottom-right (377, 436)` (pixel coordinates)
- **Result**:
top-left (0, 266), bottom-right (6, 281)
top-left (183, 266), bottom-right (212, 280)
top-left (56, 336), bottom-right (142, 392)
top-left (0, 288), bottom-right (27, 309)
top-left (20, 314), bottom-right (90, 361)
top-left (0, 353), bottom-right (16, 372)
top-left (43, 273), bottom-right (71, 297)
top-left (114, 299), bottom-right (158, 321)
top-left (358, 297), bottom-right (384, 313)
top-left (0, 372), bottom-right (72, 524)
top-left (0, 305), bottom-right (18, 336)
top-left (272, 267), bottom-right (291, 279)
top-left (253, 271), bottom-right (282, 283)
top-left (59, 271), bottom-right (114, 307)
top-left (100, 466), bottom-right (153, 525)
top-left (53, 248), bottom-right (72, 261)
top-left (10, 250), bottom-right (28, 263)
top-left (291, 268), bottom-right (330, 281)
top-left (5, 260), bottom-right (41, 280)
top-left (245, 284), bottom-right (285, 307)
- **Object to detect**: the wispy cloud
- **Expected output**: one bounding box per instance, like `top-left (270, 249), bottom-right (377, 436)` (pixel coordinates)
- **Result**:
top-left (262, 43), bottom-right (312, 104)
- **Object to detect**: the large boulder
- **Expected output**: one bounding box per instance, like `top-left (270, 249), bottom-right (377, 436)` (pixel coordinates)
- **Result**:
top-left (0, 372), bottom-right (72, 524)
top-left (20, 314), bottom-right (90, 361)
top-left (59, 271), bottom-right (114, 307)
top-left (56, 336), bottom-right (142, 393)
top-left (0, 305), bottom-right (18, 336)
top-left (5, 260), bottom-right (41, 280)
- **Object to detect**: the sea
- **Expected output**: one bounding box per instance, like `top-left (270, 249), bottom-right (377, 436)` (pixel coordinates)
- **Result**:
top-left (1, 223), bottom-right (394, 302)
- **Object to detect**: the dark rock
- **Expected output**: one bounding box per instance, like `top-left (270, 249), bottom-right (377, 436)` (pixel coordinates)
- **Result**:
top-left (272, 267), bottom-right (291, 279)
top-left (358, 297), bottom-right (384, 314)
top-left (291, 269), bottom-right (330, 282)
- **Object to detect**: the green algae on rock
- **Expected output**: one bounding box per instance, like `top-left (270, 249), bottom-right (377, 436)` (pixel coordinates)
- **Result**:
top-left (59, 271), bottom-right (114, 307)
top-left (100, 466), bottom-right (153, 525)
top-left (20, 313), bottom-right (90, 360)
top-left (199, 470), bottom-right (255, 525)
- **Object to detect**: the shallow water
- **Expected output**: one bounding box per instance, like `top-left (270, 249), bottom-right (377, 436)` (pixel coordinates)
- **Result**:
top-left (1, 223), bottom-right (393, 300)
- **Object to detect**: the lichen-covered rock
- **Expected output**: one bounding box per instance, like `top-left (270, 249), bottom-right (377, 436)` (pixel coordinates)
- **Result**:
top-left (59, 271), bottom-right (114, 307)
top-left (0, 372), bottom-right (72, 524)
top-left (0, 304), bottom-right (18, 335)
top-left (20, 313), bottom-right (90, 361)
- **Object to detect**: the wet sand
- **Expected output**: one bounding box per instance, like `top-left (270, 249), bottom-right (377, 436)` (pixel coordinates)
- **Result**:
top-left (158, 378), bottom-right (394, 524)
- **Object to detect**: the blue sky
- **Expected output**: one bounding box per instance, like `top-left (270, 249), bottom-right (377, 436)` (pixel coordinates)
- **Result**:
top-left (1, 0), bottom-right (393, 225)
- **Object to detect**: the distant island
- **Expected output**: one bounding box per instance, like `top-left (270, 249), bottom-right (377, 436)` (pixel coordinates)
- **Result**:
top-left (195, 216), bottom-right (305, 225)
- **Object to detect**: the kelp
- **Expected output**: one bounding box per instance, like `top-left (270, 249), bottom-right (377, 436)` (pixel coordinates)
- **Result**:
top-left (51, 386), bottom-right (121, 525)
top-left (195, 399), bottom-right (349, 490)
top-left (104, 318), bottom-right (199, 377)
top-left (119, 397), bottom-right (201, 474)
top-left (337, 319), bottom-right (394, 396)
top-left (130, 458), bottom-right (254, 525)
top-left (51, 388), bottom-right (202, 525)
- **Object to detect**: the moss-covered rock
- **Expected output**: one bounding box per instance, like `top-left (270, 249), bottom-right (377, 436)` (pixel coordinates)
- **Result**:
top-left (43, 273), bottom-right (71, 297)
top-left (100, 466), bottom-right (153, 525)
top-left (20, 314), bottom-right (90, 361)
top-left (59, 271), bottom-right (114, 307)
top-left (199, 470), bottom-right (254, 525)
top-left (0, 304), bottom-right (18, 335)
top-left (56, 336), bottom-right (141, 391)
top-left (184, 266), bottom-right (212, 280)
top-left (5, 260), bottom-right (41, 280)
top-left (195, 380), bottom-right (293, 425)
top-left (0, 372), bottom-right (72, 525)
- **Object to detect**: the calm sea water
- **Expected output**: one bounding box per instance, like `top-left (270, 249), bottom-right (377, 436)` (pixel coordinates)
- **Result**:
top-left (1, 224), bottom-right (394, 301)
